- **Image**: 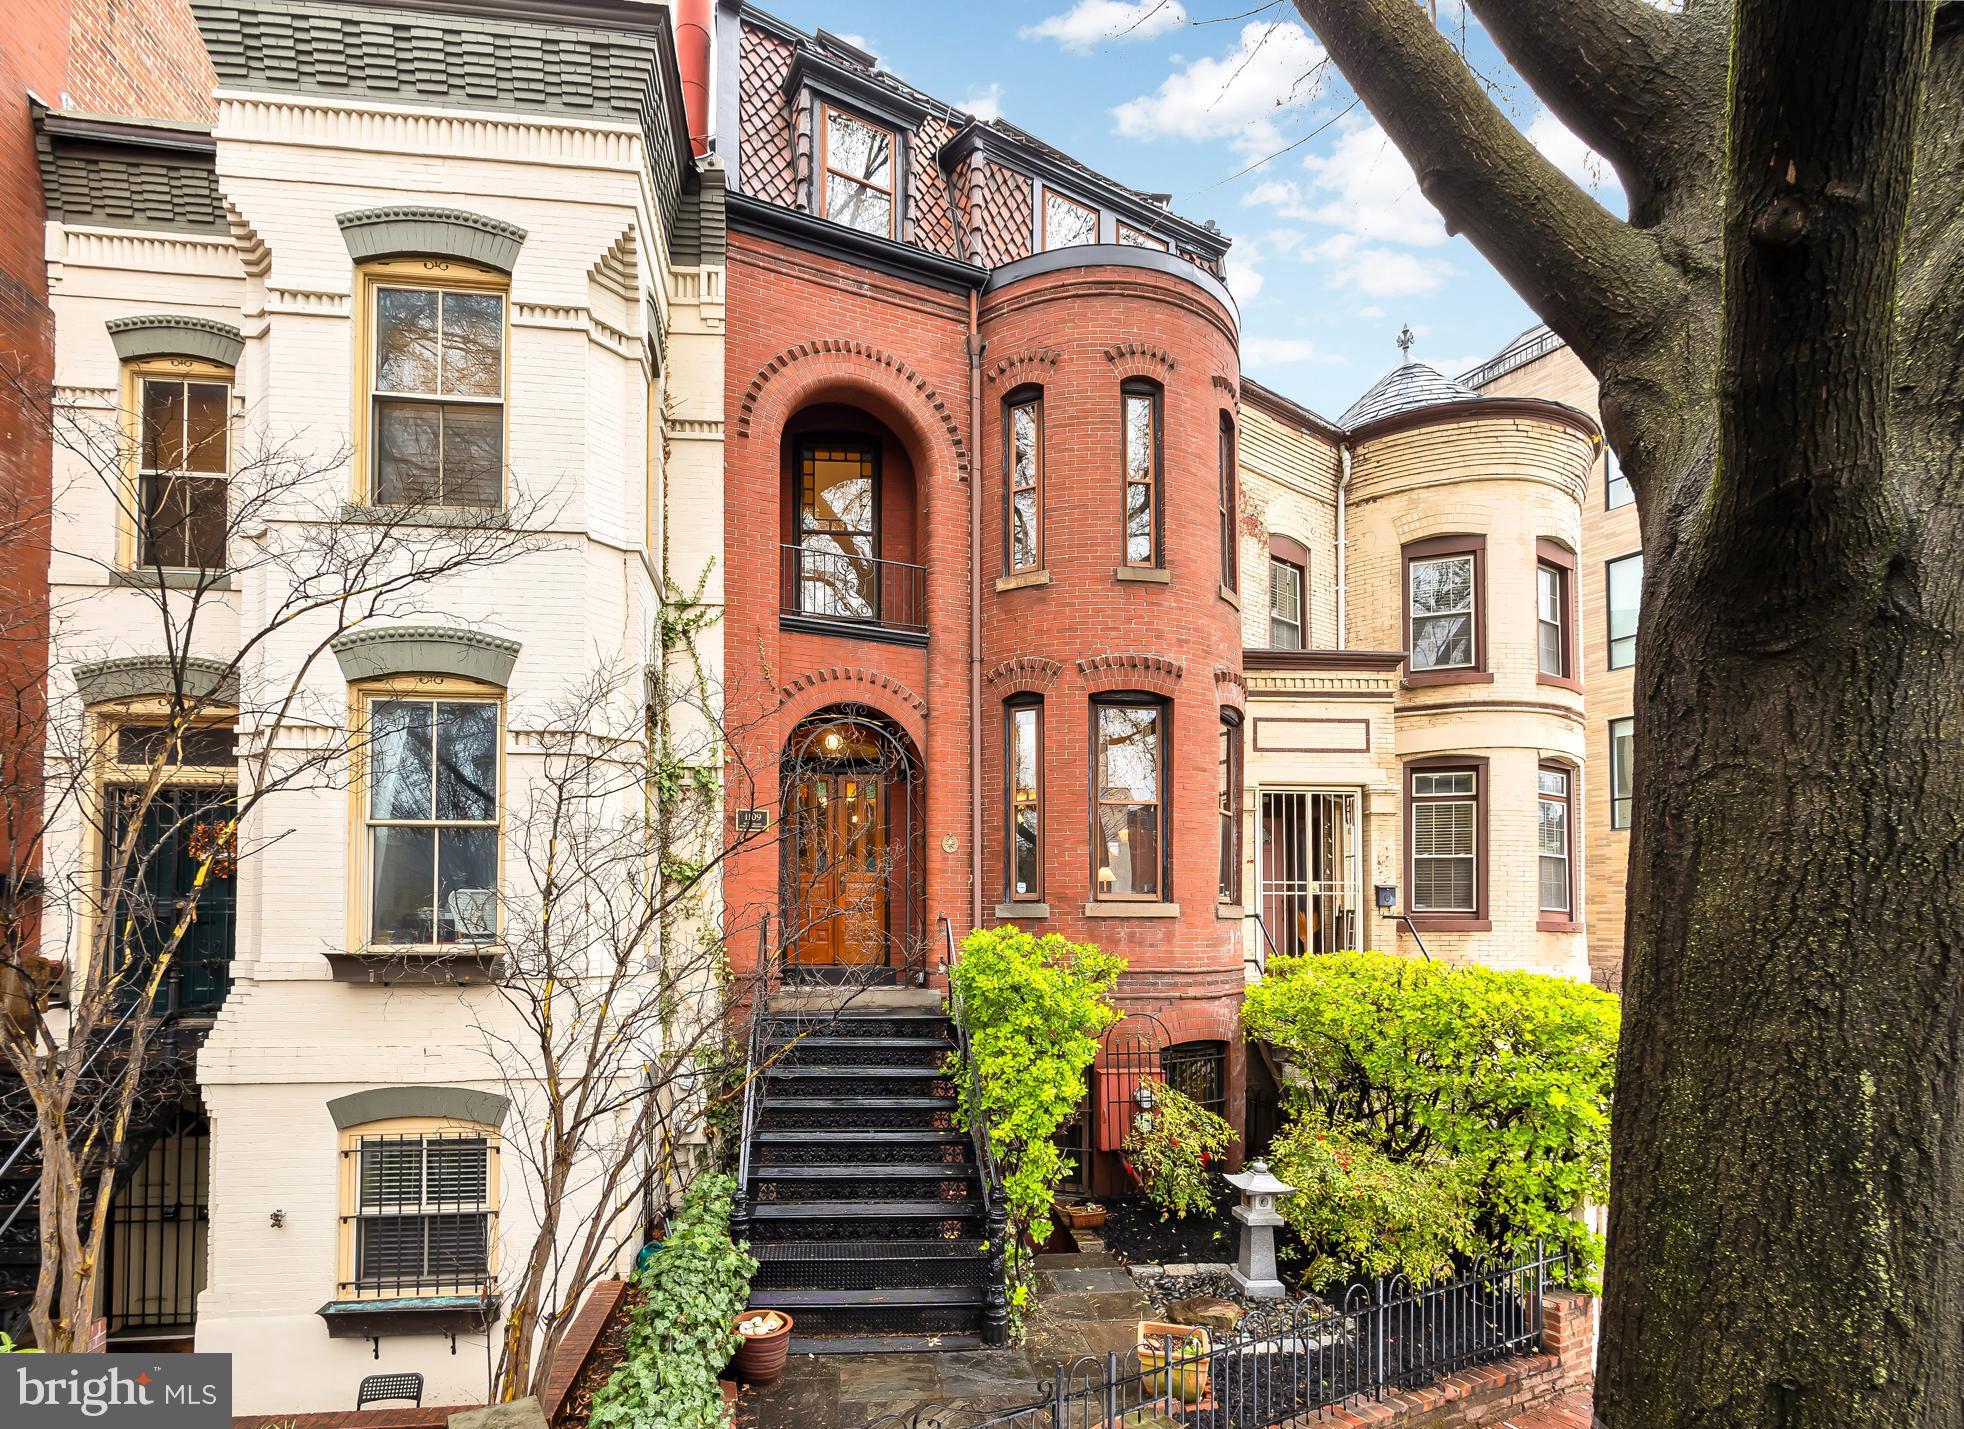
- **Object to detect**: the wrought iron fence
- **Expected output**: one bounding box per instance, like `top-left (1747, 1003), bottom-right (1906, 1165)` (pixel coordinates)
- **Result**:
top-left (940, 915), bottom-right (1010, 1347)
top-left (859, 1242), bottom-right (1566, 1429)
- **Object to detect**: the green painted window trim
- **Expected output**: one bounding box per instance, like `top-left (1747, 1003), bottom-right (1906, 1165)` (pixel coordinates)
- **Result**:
top-left (106, 315), bottom-right (244, 367)
top-left (327, 1084), bottom-right (510, 1131)
top-left (331, 625), bottom-right (521, 688)
top-left (73, 654), bottom-right (238, 708)
top-left (337, 206), bottom-right (528, 274)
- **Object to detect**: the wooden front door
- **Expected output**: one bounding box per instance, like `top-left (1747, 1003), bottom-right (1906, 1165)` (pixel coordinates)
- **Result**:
top-left (787, 766), bottom-right (888, 968)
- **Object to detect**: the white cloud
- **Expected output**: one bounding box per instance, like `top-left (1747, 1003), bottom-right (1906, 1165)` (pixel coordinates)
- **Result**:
top-left (1242, 336), bottom-right (1327, 367)
top-left (1022, 0), bottom-right (1187, 54)
top-left (1525, 109), bottom-right (1604, 190)
top-left (963, 83), bottom-right (1006, 122)
top-left (1112, 21), bottom-right (1324, 155)
top-left (1356, 304), bottom-right (1385, 320)
top-left (1318, 243), bottom-right (1451, 299)
top-left (1294, 120), bottom-right (1450, 247)
top-left (1222, 234), bottom-right (1265, 304)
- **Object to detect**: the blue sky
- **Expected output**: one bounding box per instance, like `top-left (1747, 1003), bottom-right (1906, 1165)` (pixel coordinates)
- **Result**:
top-left (747, 0), bottom-right (1625, 419)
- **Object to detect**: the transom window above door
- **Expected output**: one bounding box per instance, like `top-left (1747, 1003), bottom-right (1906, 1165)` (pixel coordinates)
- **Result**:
top-left (370, 282), bottom-right (505, 508)
top-left (821, 106), bottom-right (897, 237)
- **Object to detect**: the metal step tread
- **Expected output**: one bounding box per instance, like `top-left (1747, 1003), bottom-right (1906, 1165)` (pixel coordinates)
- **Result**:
top-left (764, 1035), bottom-right (951, 1049)
top-left (753, 1286), bottom-right (987, 1309)
top-left (761, 1096), bottom-right (955, 1109)
top-left (753, 1165), bottom-right (976, 1181)
top-left (788, 1333), bottom-right (983, 1356)
top-left (766, 1065), bottom-right (949, 1078)
top-left (752, 1129), bottom-right (966, 1144)
top-left (750, 1239), bottom-right (988, 1261)
top-left (749, 1199), bottom-right (982, 1218)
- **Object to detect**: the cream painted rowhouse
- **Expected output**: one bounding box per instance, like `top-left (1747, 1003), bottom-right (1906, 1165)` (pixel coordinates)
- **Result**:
top-left (4, 0), bottom-right (726, 1412)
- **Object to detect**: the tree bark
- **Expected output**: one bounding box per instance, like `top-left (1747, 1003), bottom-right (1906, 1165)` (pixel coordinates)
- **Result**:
top-left (1289, 1), bottom-right (1964, 1423)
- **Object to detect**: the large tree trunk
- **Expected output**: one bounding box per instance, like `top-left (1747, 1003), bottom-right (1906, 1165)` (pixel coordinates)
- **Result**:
top-left (1287, 0), bottom-right (1964, 1422)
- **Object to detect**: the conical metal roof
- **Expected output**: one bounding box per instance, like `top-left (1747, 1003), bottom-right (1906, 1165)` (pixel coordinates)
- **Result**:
top-left (1337, 361), bottom-right (1484, 427)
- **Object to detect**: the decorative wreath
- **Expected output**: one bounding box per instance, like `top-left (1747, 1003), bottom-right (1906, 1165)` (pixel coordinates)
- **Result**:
top-left (187, 820), bottom-right (237, 879)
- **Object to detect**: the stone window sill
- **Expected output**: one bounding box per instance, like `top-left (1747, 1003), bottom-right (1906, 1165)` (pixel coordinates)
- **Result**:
top-left (110, 568), bottom-right (233, 591)
top-left (1216, 903), bottom-right (1245, 920)
top-left (1082, 901), bottom-right (1180, 918)
top-left (995, 902), bottom-right (1049, 919)
top-left (1403, 668), bottom-right (1496, 689)
top-left (1537, 916), bottom-right (1584, 933)
top-left (1405, 915), bottom-right (1492, 933)
top-left (996, 569), bottom-right (1051, 592)
top-left (1219, 584), bottom-right (1240, 610)
top-left (1114, 566), bottom-right (1171, 584)
top-left (339, 501), bottom-right (511, 529)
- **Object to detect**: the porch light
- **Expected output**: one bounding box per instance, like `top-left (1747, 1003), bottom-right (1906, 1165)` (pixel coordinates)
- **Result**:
top-left (1225, 1159), bottom-right (1295, 1300)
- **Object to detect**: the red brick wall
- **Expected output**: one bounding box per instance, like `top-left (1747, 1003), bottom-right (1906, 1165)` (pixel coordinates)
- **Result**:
top-left (64, 0), bottom-right (215, 121)
top-left (722, 232), bottom-right (977, 972)
top-left (974, 265), bottom-right (1247, 1159)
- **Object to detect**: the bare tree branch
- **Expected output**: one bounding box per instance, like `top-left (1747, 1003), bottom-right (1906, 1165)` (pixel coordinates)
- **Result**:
top-left (1290, 0), bottom-right (1683, 367)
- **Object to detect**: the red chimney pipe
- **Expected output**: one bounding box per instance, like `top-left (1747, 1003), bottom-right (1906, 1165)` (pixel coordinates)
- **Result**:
top-left (676, 0), bottom-right (713, 158)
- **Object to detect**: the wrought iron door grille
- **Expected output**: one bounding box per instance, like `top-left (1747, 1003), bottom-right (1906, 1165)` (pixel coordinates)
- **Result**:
top-left (104, 1113), bottom-right (209, 1333)
top-left (1259, 789), bottom-right (1362, 957)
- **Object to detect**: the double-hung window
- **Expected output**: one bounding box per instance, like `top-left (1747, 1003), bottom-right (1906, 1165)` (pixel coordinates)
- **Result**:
top-left (1043, 188), bottom-right (1099, 249)
top-left (1536, 541), bottom-right (1578, 683)
top-left (1605, 446), bottom-right (1633, 509)
top-left (1218, 710), bottom-right (1242, 904)
top-left (136, 374), bottom-right (230, 569)
top-left (341, 1125), bottom-right (496, 1298)
top-left (1538, 766), bottom-right (1574, 920)
top-left (1006, 699), bottom-right (1042, 901)
top-left (1609, 718), bottom-right (1635, 830)
top-left (1408, 765), bottom-right (1482, 921)
top-left (1219, 415), bottom-right (1238, 592)
top-left (366, 697), bottom-right (500, 946)
top-left (1121, 382), bottom-right (1161, 568)
top-left (1269, 556), bottom-right (1304, 649)
top-left (1404, 536), bottom-right (1485, 678)
top-left (820, 106), bottom-right (897, 237)
top-left (370, 280), bottom-right (505, 508)
top-left (1092, 697), bottom-right (1165, 900)
top-left (1607, 553), bottom-right (1642, 670)
top-left (1006, 391), bottom-right (1043, 573)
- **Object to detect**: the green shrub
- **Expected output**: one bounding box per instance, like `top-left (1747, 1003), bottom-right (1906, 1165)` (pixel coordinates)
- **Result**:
top-left (588, 1171), bottom-right (756, 1429)
top-left (946, 926), bottom-right (1123, 1313)
top-left (1269, 1111), bottom-right (1478, 1288)
top-left (1243, 951), bottom-right (1618, 1282)
top-left (1121, 1078), bottom-right (1237, 1220)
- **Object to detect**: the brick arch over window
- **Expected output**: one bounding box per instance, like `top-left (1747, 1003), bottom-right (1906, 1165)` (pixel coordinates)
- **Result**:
top-left (984, 347), bottom-right (1061, 387)
top-left (1102, 340), bottom-right (1179, 381)
top-left (1075, 652), bottom-right (1184, 697)
top-left (777, 667), bottom-right (929, 752)
top-left (984, 655), bottom-right (1063, 698)
top-left (738, 339), bottom-right (970, 478)
top-left (1213, 666), bottom-right (1247, 714)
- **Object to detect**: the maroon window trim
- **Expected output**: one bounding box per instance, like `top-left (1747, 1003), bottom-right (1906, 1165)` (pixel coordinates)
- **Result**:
top-left (1402, 754), bottom-right (1490, 932)
top-left (1267, 534), bottom-right (1309, 651)
top-left (1537, 759), bottom-right (1582, 932)
top-left (1400, 534), bottom-right (1492, 688)
top-left (1535, 537), bottom-right (1582, 693)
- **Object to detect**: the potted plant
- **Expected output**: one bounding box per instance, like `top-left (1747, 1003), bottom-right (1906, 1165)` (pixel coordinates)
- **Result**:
top-left (1059, 1200), bottom-right (1107, 1231)
top-left (730, 1308), bottom-right (793, 1384)
top-left (1137, 1321), bottom-right (1211, 1404)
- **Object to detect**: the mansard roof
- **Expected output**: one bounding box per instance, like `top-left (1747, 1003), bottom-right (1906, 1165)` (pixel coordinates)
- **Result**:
top-left (32, 108), bottom-right (225, 234)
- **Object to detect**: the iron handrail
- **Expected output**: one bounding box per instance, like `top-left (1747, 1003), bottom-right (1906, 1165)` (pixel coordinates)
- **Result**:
top-left (939, 914), bottom-right (1008, 1346)
top-left (1252, 911), bottom-right (1283, 976)
top-left (728, 912), bottom-right (772, 1244)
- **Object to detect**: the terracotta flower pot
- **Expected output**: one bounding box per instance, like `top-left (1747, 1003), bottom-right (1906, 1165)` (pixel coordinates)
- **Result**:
top-left (731, 1309), bottom-right (794, 1384)
top-left (1137, 1321), bottom-right (1212, 1405)
top-left (1061, 1204), bottom-right (1107, 1231)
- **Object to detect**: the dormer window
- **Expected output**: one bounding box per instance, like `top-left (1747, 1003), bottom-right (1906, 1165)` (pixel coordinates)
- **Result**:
top-left (1042, 188), bottom-right (1099, 250)
top-left (821, 105), bottom-right (896, 238)
top-left (1117, 223), bottom-right (1168, 252)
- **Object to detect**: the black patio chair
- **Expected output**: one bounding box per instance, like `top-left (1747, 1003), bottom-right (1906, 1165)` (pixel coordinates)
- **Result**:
top-left (356, 1372), bottom-right (424, 1410)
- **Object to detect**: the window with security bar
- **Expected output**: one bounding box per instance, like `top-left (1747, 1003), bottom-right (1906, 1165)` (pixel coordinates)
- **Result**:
top-left (1409, 768), bottom-right (1479, 915)
top-left (342, 1130), bottom-right (495, 1297)
top-left (1160, 1041), bottom-right (1227, 1118)
top-left (1258, 789), bottom-right (1360, 956)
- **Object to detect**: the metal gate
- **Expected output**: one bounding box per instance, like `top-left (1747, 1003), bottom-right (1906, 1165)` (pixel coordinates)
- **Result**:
top-left (104, 1109), bottom-right (209, 1337)
top-left (1095, 1012), bottom-right (1170, 1155)
top-left (1258, 789), bottom-right (1362, 957)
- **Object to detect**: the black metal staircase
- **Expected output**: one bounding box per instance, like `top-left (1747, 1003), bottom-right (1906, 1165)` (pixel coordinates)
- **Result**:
top-left (734, 990), bottom-right (1006, 1353)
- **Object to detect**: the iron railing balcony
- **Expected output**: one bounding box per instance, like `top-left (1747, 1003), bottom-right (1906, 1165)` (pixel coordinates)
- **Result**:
top-left (780, 544), bottom-right (928, 645)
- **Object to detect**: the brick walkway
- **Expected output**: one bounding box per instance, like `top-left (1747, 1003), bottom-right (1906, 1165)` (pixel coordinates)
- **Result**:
top-left (1505, 1389), bottom-right (1595, 1427)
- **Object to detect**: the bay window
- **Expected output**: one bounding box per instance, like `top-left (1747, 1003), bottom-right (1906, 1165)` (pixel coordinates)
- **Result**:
top-left (1092, 697), bottom-right (1165, 900)
top-left (369, 277), bottom-right (505, 508)
top-left (1403, 535), bottom-right (1487, 681)
top-left (1005, 390), bottom-right (1043, 574)
top-left (1406, 761), bottom-right (1486, 928)
top-left (1536, 540), bottom-right (1578, 685)
top-left (1218, 709), bottom-right (1242, 904)
top-left (1538, 765), bottom-right (1575, 925)
top-left (365, 696), bottom-right (500, 946)
top-left (1219, 414), bottom-right (1238, 592)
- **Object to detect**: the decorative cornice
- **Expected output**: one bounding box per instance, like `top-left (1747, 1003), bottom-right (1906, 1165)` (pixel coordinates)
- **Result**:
top-left (105, 315), bottom-right (245, 367)
top-left (337, 206), bottom-right (528, 274)
top-left (984, 347), bottom-right (1061, 387)
top-left (73, 655), bottom-right (238, 708)
top-left (1242, 648), bottom-right (1407, 673)
top-left (1213, 667), bottom-right (1248, 702)
top-left (983, 656), bottom-right (1062, 694)
top-left (738, 338), bottom-right (970, 475)
top-left (1103, 340), bottom-right (1177, 374)
top-left (777, 666), bottom-right (927, 720)
top-left (1211, 374), bottom-right (1238, 397)
top-left (728, 190), bottom-right (986, 294)
top-left (331, 625), bottom-right (522, 688)
top-left (327, 1085), bottom-right (509, 1131)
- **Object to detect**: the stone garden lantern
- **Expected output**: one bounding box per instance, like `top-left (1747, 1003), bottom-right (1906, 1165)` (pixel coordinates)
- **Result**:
top-left (1224, 1160), bottom-right (1294, 1300)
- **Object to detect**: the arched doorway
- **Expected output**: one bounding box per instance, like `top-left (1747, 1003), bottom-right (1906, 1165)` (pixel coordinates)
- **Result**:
top-left (779, 707), bottom-right (923, 984)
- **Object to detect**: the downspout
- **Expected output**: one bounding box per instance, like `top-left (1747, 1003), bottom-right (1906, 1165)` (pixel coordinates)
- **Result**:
top-left (676, 0), bottom-right (713, 158)
top-left (1335, 443), bottom-right (1352, 649)
top-left (968, 288), bottom-right (985, 933)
